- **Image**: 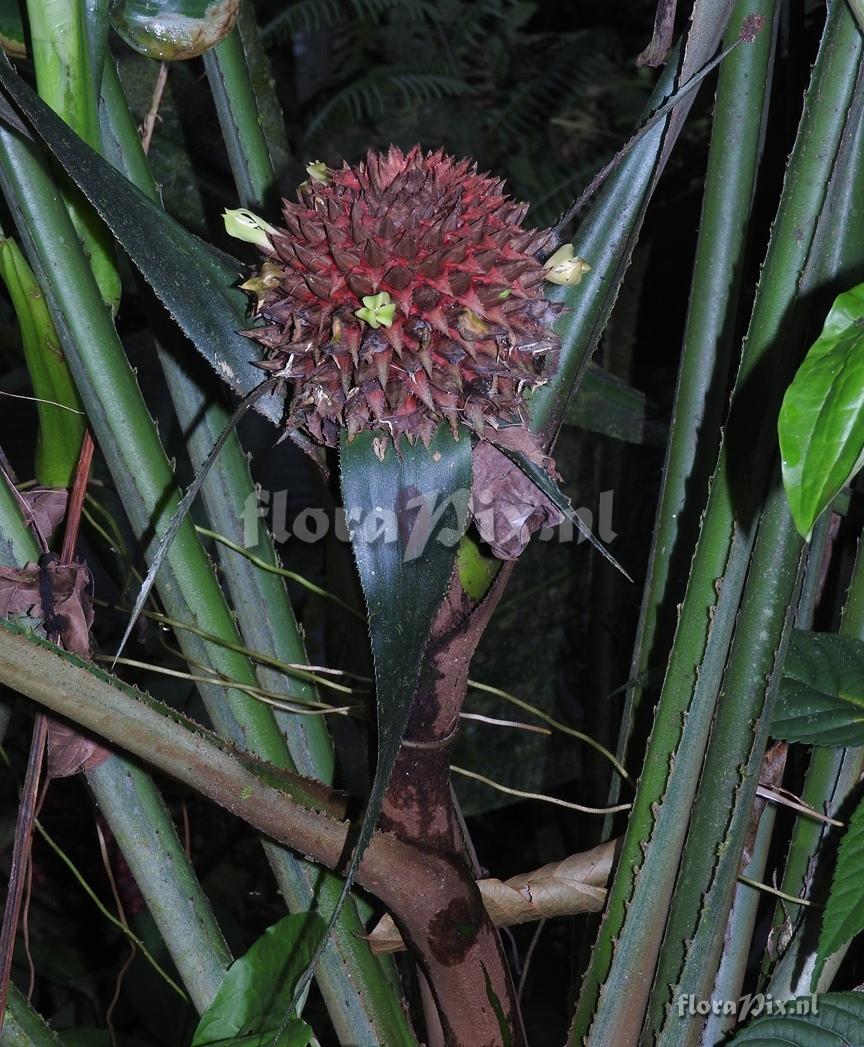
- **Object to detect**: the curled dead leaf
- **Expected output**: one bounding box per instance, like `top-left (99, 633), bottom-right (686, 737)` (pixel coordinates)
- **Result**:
top-left (0, 558), bottom-right (110, 774)
top-left (367, 840), bottom-right (615, 953)
top-left (471, 426), bottom-right (564, 560)
top-left (19, 488), bottom-right (68, 545)
top-left (46, 718), bottom-right (111, 778)
top-left (0, 556), bottom-right (93, 655)
top-left (742, 740), bottom-right (788, 867)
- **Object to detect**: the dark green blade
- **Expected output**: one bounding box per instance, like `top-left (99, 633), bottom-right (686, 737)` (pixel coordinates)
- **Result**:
top-left (291, 423), bottom-right (471, 1004)
top-left (0, 55), bottom-right (283, 423)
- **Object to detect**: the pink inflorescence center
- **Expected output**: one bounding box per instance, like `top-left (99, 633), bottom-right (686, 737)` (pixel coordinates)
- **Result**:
top-left (243, 145), bottom-right (563, 447)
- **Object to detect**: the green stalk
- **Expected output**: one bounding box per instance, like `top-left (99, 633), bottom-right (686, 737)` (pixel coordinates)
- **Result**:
top-left (764, 63), bottom-right (864, 1000)
top-left (651, 55), bottom-right (864, 1029)
top-left (85, 758), bottom-right (234, 1011)
top-left (678, 420), bottom-right (832, 1047)
top-left (203, 22), bottom-right (278, 213)
top-left (24, 0), bottom-right (120, 313)
top-left (0, 983), bottom-right (62, 1045)
top-left (700, 805), bottom-right (778, 1046)
top-left (569, 6), bottom-right (863, 1043)
top-left (649, 487), bottom-right (804, 1046)
top-left (613, 0), bottom-right (777, 793)
top-left (767, 539), bottom-right (864, 998)
top-left (99, 59), bottom-right (331, 780)
top-left (0, 235), bottom-right (84, 487)
top-left (0, 473), bottom-right (233, 1014)
top-left (530, 4), bottom-right (735, 440)
top-left (99, 59), bottom-right (412, 1044)
top-left (234, 0), bottom-right (296, 189)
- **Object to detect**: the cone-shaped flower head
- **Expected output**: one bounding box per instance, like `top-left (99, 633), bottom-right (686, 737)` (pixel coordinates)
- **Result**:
top-left (240, 146), bottom-right (563, 446)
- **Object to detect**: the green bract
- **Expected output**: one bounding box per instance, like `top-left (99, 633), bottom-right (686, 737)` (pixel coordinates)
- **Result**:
top-left (354, 290), bottom-right (396, 329)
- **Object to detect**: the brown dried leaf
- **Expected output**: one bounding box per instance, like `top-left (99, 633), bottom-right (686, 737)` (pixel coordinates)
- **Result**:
top-left (0, 558), bottom-right (93, 654)
top-left (637, 0), bottom-right (678, 67)
top-left (367, 840), bottom-right (615, 953)
top-left (46, 718), bottom-right (111, 777)
top-left (742, 741), bottom-right (788, 867)
top-left (471, 427), bottom-right (564, 560)
top-left (19, 489), bottom-right (68, 545)
top-left (0, 560), bottom-right (108, 775)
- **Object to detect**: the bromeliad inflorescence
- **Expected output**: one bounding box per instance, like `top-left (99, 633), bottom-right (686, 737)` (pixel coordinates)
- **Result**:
top-left (226, 146), bottom-right (586, 449)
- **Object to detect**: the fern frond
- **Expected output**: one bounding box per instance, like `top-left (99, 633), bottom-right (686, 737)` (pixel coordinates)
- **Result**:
top-left (261, 0), bottom-right (344, 41)
top-left (262, 0), bottom-right (436, 44)
top-left (306, 69), bottom-right (473, 138)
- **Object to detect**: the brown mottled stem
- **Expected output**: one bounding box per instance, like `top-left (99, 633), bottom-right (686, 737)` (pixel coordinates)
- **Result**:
top-left (381, 564), bottom-right (523, 1046)
top-left (0, 617), bottom-right (516, 1045)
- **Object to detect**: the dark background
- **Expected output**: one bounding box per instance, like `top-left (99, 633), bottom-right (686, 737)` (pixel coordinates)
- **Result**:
top-left (0, 2), bottom-right (834, 1044)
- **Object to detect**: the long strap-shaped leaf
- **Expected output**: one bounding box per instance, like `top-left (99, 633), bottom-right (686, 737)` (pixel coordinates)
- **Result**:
top-left (288, 424), bottom-right (471, 1008)
top-left (0, 55), bottom-right (283, 424)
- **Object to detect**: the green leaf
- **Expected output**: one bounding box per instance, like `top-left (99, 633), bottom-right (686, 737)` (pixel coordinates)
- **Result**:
top-left (779, 283), bottom-right (864, 539)
top-left (727, 992), bottom-right (864, 1045)
top-left (109, 0), bottom-right (240, 60)
top-left (193, 1026), bottom-right (313, 1047)
top-left (303, 423), bottom-right (471, 983)
top-left (0, 236), bottom-right (85, 486)
top-left (341, 423), bottom-right (471, 842)
top-left (27, 0), bottom-right (122, 312)
top-left (0, 57), bottom-right (284, 424)
top-left (814, 796), bottom-right (864, 986)
top-left (773, 631), bottom-right (864, 746)
top-left (191, 913), bottom-right (323, 1046)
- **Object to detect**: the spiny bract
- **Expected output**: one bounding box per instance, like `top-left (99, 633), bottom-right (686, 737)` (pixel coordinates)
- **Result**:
top-left (242, 146), bottom-right (563, 447)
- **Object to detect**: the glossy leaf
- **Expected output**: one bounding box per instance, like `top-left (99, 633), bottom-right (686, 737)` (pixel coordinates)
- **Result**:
top-left (191, 913), bottom-right (322, 1046)
top-left (316, 423), bottom-right (471, 971)
top-left (109, 0), bottom-right (240, 60)
top-left (779, 283), bottom-right (864, 539)
top-left (773, 631), bottom-right (864, 746)
top-left (0, 57), bottom-right (284, 423)
top-left (814, 797), bottom-right (864, 986)
top-left (727, 992), bottom-right (864, 1045)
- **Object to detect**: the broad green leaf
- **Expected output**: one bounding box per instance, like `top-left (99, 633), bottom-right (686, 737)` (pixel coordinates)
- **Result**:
top-left (814, 796), bottom-right (864, 986)
top-left (779, 283), bottom-right (864, 539)
top-left (191, 913), bottom-right (323, 1046)
top-left (341, 422), bottom-right (471, 849)
top-left (0, 57), bottom-right (284, 424)
top-left (773, 630), bottom-right (864, 746)
top-left (727, 992), bottom-right (864, 1045)
top-left (109, 0), bottom-right (239, 60)
top-left (296, 423), bottom-right (472, 991)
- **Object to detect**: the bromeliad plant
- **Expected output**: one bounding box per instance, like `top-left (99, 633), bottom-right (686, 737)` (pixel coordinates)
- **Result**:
top-left (2, 1), bottom-right (864, 1046)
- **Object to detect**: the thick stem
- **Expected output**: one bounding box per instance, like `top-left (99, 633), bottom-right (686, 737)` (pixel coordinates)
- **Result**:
top-left (381, 565), bottom-right (524, 1045)
top-left (0, 618), bottom-right (512, 1045)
